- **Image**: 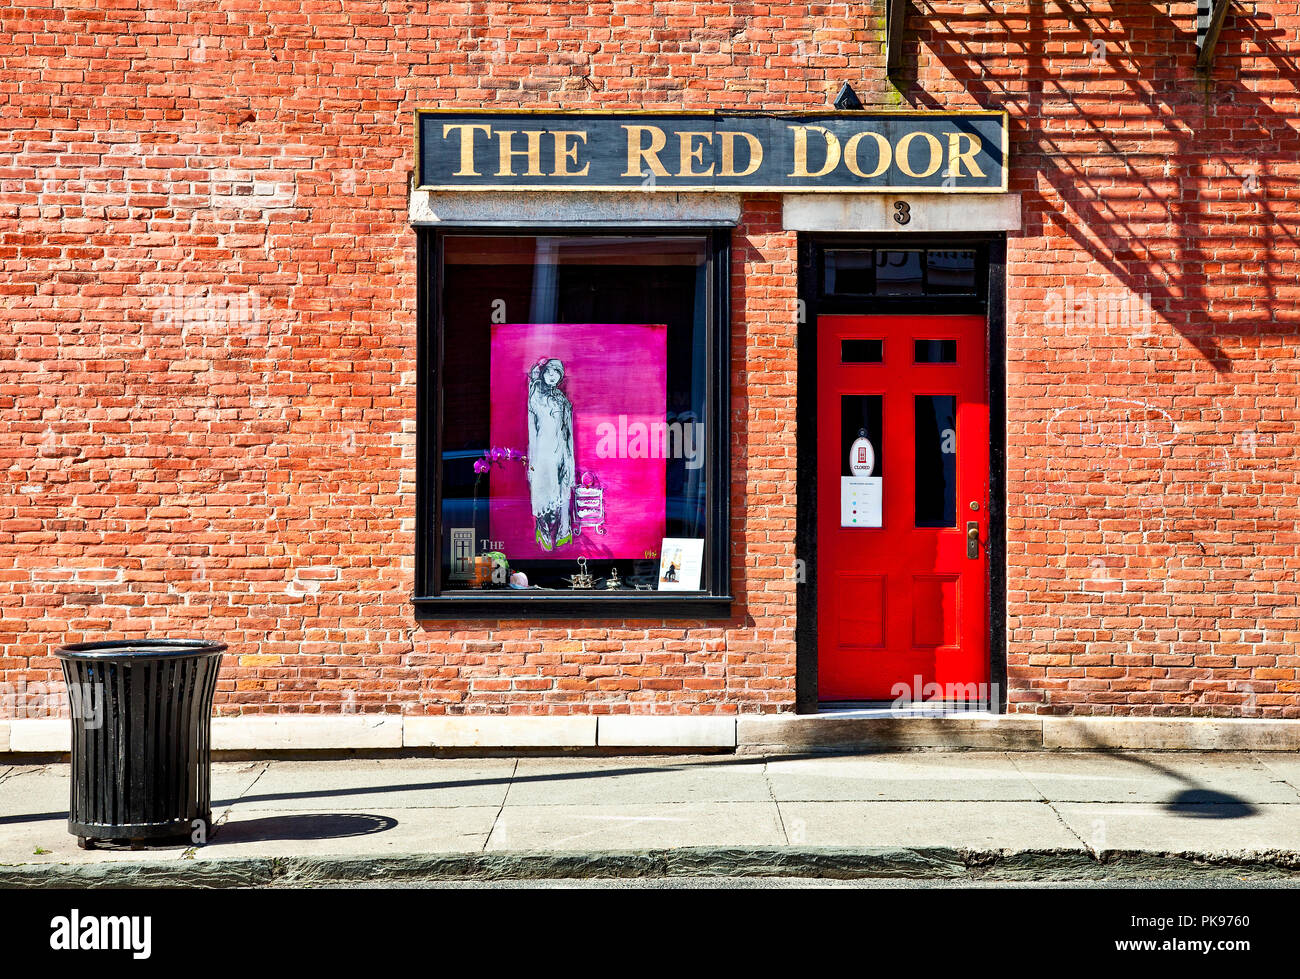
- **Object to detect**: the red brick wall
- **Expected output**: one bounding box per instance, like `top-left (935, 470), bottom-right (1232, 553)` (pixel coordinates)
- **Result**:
top-left (1, 2), bottom-right (1296, 718)
top-left (997, 4), bottom-right (1300, 719)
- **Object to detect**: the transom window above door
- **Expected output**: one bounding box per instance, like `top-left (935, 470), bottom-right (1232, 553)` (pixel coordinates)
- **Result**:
top-left (820, 247), bottom-right (982, 302)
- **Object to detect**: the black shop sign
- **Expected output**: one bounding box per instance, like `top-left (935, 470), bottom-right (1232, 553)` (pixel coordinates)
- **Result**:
top-left (415, 110), bottom-right (1007, 193)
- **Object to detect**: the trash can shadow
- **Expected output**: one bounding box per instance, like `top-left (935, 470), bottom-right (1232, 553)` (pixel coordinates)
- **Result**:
top-left (210, 812), bottom-right (399, 844)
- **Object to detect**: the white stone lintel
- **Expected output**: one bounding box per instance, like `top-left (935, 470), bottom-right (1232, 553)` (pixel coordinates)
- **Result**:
top-left (782, 192), bottom-right (1022, 232)
top-left (410, 189), bottom-right (741, 227)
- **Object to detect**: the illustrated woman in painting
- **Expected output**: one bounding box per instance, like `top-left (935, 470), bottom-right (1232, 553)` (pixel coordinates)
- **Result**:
top-left (527, 357), bottom-right (576, 550)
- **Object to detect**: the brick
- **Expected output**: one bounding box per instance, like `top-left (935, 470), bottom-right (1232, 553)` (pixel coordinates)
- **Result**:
top-left (0, 2), bottom-right (1296, 723)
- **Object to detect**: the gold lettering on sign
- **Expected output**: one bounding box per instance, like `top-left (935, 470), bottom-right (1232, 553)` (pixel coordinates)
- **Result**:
top-left (428, 116), bottom-right (996, 188)
top-left (843, 131), bottom-right (892, 179)
top-left (552, 130), bottom-right (590, 177)
top-left (496, 130), bottom-right (545, 177)
top-left (718, 131), bottom-right (762, 178)
top-left (945, 132), bottom-right (986, 179)
top-left (788, 125), bottom-right (841, 178)
top-left (621, 125), bottom-right (671, 177)
top-left (441, 123), bottom-right (492, 177)
top-left (676, 131), bottom-right (714, 178)
top-left (896, 131), bottom-right (943, 179)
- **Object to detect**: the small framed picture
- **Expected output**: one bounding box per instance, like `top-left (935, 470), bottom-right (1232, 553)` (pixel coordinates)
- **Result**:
top-left (657, 538), bottom-right (704, 591)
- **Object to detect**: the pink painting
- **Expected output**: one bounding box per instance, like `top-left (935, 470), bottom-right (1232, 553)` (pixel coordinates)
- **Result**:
top-left (488, 323), bottom-right (667, 561)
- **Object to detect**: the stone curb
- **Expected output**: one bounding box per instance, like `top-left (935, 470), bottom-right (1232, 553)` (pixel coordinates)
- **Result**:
top-left (3, 846), bottom-right (1298, 888)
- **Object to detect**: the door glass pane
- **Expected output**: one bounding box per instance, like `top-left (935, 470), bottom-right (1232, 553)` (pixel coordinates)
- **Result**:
top-left (841, 339), bottom-right (883, 363)
top-left (915, 395), bottom-right (956, 527)
top-left (841, 394), bottom-right (883, 528)
top-left (841, 395), bottom-right (883, 476)
top-left (875, 250), bottom-right (923, 295)
top-left (925, 250), bottom-right (977, 294)
top-left (824, 249), bottom-right (874, 296)
top-left (914, 339), bottom-right (957, 363)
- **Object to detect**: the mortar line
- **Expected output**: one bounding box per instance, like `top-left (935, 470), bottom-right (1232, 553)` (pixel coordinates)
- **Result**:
top-left (484, 757), bottom-right (520, 852)
top-left (762, 753), bottom-right (792, 845)
top-left (174, 763), bottom-right (271, 861)
top-left (213, 761), bottom-right (271, 828)
top-left (1252, 751), bottom-right (1300, 802)
top-left (0, 761), bottom-right (53, 783)
top-left (1004, 751), bottom-right (1096, 857)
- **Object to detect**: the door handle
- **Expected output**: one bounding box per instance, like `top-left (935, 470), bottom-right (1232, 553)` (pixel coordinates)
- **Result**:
top-left (966, 521), bottom-right (980, 559)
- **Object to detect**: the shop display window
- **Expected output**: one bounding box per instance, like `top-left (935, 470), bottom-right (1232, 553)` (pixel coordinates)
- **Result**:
top-left (416, 230), bottom-right (732, 616)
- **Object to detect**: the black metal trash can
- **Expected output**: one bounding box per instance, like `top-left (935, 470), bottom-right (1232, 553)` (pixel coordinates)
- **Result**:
top-left (56, 639), bottom-right (226, 848)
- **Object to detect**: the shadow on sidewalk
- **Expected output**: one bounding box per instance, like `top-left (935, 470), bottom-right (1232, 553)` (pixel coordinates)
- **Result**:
top-left (212, 813), bottom-right (398, 844)
top-left (0, 747), bottom-right (1263, 828)
top-left (1060, 726), bottom-right (1259, 819)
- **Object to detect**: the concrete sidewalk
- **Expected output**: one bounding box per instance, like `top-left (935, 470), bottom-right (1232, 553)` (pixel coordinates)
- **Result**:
top-left (2, 751), bottom-right (1299, 886)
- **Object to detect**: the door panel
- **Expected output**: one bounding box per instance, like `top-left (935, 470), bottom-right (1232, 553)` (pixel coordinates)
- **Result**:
top-left (817, 314), bottom-right (989, 702)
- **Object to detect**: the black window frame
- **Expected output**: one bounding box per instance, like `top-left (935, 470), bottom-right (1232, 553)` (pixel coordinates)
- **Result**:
top-left (414, 226), bottom-right (733, 619)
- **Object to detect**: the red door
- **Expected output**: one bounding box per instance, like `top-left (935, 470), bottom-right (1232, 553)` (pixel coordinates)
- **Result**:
top-left (817, 314), bottom-right (989, 703)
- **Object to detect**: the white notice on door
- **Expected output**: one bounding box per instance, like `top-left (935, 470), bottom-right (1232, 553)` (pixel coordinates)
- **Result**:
top-left (840, 476), bottom-right (882, 528)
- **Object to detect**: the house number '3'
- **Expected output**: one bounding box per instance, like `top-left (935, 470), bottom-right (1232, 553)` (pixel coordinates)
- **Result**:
top-left (893, 201), bottom-right (911, 225)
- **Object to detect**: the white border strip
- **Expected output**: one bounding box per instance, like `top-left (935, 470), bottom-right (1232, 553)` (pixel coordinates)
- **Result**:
top-left (4, 714), bottom-right (1297, 754)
